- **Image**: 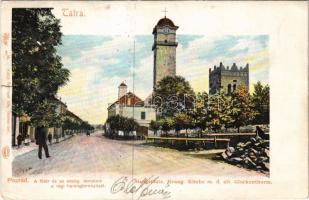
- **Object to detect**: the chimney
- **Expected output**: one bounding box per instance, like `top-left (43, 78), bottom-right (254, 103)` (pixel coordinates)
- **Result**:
top-left (118, 82), bottom-right (127, 99)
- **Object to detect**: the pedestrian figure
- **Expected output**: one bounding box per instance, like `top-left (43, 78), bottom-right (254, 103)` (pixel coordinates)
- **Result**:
top-left (47, 133), bottom-right (52, 145)
top-left (17, 134), bottom-right (23, 148)
top-left (35, 126), bottom-right (50, 159)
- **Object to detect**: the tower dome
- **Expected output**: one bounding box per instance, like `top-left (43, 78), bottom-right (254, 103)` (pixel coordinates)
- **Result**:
top-left (152, 17), bottom-right (178, 34)
top-left (156, 17), bottom-right (176, 27)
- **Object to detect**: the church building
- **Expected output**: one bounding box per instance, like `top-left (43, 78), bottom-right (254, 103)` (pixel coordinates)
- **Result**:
top-left (152, 15), bottom-right (178, 89)
top-left (209, 62), bottom-right (249, 95)
top-left (107, 82), bottom-right (156, 128)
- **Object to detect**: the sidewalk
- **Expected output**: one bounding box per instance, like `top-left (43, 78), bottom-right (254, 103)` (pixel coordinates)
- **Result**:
top-left (12, 134), bottom-right (75, 158)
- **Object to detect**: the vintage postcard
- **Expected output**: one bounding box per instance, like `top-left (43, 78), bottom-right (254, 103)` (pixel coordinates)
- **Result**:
top-left (0, 1), bottom-right (308, 200)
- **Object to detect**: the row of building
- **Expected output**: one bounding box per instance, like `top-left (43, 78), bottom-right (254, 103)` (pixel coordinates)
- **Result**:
top-left (11, 96), bottom-right (84, 146)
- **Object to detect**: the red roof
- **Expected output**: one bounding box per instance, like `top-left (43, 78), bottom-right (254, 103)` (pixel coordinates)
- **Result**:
top-left (108, 92), bottom-right (144, 109)
top-left (156, 17), bottom-right (176, 27)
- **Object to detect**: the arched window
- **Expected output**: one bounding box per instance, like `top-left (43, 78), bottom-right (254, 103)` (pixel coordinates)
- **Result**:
top-left (233, 84), bottom-right (237, 91)
top-left (227, 84), bottom-right (231, 95)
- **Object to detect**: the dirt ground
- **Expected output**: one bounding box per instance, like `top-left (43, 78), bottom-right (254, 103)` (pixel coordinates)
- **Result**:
top-left (13, 131), bottom-right (266, 177)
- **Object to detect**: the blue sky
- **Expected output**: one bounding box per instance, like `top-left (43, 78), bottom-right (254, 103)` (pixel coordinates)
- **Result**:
top-left (57, 35), bottom-right (269, 124)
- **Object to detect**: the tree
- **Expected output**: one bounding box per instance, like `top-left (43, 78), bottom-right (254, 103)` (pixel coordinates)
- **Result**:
top-left (251, 82), bottom-right (270, 124)
top-left (106, 115), bottom-right (125, 134)
top-left (80, 121), bottom-right (93, 132)
top-left (149, 120), bottom-right (160, 136)
top-left (106, 115), bottom-right (138, 137)
top-left (174, 112), bottom-right (193, 137)
top-left (160, 117), bottom-right (174, 136)
top-left (123, 118), bottom-right (139, 136)
top-left (12, 8), bottom-right (70, 126)
top-left (190, 92), bottom-right (208, 137)
top-left (62, 118), bottom-right (74, 135)
top-left (207, 91), bottom-right (232, 133)
top-left (229, 85), bottom-right (253, 132)
top-left (30, 100), bottom-right (58, 127)
top-left (154, 76), bottom-right (195, 117)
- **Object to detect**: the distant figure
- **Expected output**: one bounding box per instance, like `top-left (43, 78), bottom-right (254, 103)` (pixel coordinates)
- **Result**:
top-left (86, 131), bottom-right (90, 136)
top-left (47, 133), bottom-right (52, 145)
top-left (256, 126), bottom-right (269, 140)
top-left (35, 126), bottom-right (50, 159)
top-left (17, 134), bottom-right (23, 148)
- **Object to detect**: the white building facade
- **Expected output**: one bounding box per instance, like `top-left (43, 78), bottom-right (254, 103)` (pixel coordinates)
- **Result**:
top-left (107, 83), bottom-right (156, 128)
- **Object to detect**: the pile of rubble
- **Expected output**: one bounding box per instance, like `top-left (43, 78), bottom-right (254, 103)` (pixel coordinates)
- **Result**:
top-left (221, 137), bottom-right (269, 172)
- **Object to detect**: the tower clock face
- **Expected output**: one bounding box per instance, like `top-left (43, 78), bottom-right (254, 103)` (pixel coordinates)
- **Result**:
top-left (157, 27), bottom-right (175, 34)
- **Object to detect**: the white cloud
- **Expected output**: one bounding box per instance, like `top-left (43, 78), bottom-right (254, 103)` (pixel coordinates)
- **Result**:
top-left (230, 37), bottom-right (264, 53)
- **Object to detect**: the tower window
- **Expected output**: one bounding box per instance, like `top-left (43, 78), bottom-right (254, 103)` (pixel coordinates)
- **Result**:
top-left (233, 80), bottom-right (237, 82)
top-left (141, 112), bottom-right (146, 120)
top-left (233, 84), bottom-right (237, 91)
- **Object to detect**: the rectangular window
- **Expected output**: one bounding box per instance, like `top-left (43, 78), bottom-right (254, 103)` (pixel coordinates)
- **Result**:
top-left (141, 112), bottom-right (146, 120)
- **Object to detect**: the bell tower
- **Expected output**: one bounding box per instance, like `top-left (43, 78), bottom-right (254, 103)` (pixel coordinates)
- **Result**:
top-left (118, 82), bottom-right (127, 99)
top-left (152, 13), bottom-right (178, 89)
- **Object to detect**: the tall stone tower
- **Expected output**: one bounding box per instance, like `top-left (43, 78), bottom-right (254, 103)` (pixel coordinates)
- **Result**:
top-left (209, 62), bottom-right (249, 95)
top-left (152, 16), bottom-right (178, 89)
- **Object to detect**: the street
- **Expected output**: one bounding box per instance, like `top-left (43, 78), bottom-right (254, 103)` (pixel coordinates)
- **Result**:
top-left (13, 131), bottom-right (264, 177)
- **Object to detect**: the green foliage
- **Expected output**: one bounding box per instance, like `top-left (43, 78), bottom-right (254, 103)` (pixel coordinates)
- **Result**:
top-left (207, 91), bottom-right (232, 132)
top-left (62, 116), bottom-right (93, 133)
top-left (80, 121), bottom-right (93, 131)
top-left (174, 112), bottom-right (193, 136)
top-left (190, 92), bottom-right (208, 132)
top-left (149, 120), bottom-right (161, 135)
top-left (62, 118), bottom-right (74, 130)
top-left (229, 85), bottom-right (253, 132)
top-left (160, 117), bottom-right (175, 134)
top-left (30, 100), bottom-right (58, 127)
top-left (149, 82), bottom-right (269, 135)
top-left (154, 76), bottom-right (195, 117)
top-left (106, 115), bottom-right (124, 132)
top-left (251, 81), bottom-right (270, 124)
top-left (106, 115), bottom-right (139, 135)
top-left (12, 8), bottom-right (70, 126)
top-left (53, 112), bottom-right (63, 128)
top-left (123, 118), bottom-right (139, 134)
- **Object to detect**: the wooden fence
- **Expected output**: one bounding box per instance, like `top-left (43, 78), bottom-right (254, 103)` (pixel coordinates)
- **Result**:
top-left (145, 133), bottom-right (256, 148)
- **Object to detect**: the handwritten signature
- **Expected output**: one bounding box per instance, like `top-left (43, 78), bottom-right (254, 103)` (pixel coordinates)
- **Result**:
top-left (111, 176), bottom-right (171, 199)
